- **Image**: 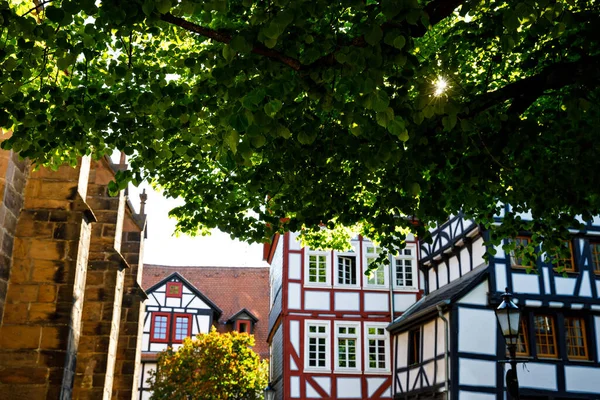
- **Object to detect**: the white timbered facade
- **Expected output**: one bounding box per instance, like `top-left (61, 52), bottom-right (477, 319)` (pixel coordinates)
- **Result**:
top-left (389, 212), bottom-right (600, 400)
top-left (267, 232), bottom-right (423, 400)
top-left (138, 273), bottom-right (222, 400)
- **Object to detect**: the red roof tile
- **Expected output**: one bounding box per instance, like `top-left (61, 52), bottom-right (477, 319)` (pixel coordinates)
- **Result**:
top-left (142, 264), bottom-right (270, 358)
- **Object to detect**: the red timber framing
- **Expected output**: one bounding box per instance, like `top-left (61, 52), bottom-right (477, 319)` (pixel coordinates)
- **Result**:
top-left (277, 232), bottom-right (420, 399)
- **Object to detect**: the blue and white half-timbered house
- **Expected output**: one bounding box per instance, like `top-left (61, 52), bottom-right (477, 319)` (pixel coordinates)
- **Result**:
top-left (266, 232), bottom-right (424, 400)
top-left (138, 272), bottom-right (222, 400)
top-left (388, 212), bottom-right (600, 400)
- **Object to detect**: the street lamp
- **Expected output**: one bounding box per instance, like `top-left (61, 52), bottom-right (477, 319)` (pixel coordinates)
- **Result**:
top-left (494, 288), bottom-right (521, 400)
top-left (264, 383), bottom-right (276, 400)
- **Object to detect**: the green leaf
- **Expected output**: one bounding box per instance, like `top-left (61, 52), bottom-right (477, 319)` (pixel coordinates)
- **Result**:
top-left (264, 38), bottom-right (277, 48)
top-left (371, 90), bottom-right (390, 112)
top-left (45, 6), bottom-right (65, 23)
top-left (398, 130), bottom-right (409, 142)
top-left (222, 45), bottom-right (235, 63)
top-left (0, 109), bottom-right (10, 127)
top-left (142, 0), bottom-right (155, 16)
top-left (230, 36), bottom-right (252, 53)
top-left (155, 0), bottom-right (172, 14)
top-left (349, 123), bottom-right (362, 137)
top-left (264, 100), bottom-right (282, 117)
top-left (277, 125), bottom-right (291, 139)
top-left (503, 10), bottom-right (519, 31)
top-left (393, 35), bottom-right (406, 50)
top-left (376, 107), bottom-right (394, 128)
top-left (251, 134), bottom-right (266, 148)
top-left (387, 117), bottom-right (405, 136)
top-left (365, 25), bottom-right (383, 46)
top-left (229, 112), bottom-right (249, 132)
top-left (225, 130), bottom-right (239, 154)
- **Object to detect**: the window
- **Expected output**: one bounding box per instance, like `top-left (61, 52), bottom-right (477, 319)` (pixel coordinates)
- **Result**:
top-left (337, 256), bottom-right (357, 285)
top-left (365, 245), bottom-right (386, 287)
top-left (335, 323), bottom-right (360, 371)
top-left (236, 320), bottom-right (252, 334)
top-left (533, 315), bottom-right (557, 358)
top-left (394, 246), bottom-right (416, 288)
top-left (515, 319), bottom-right (530, 357)
top-left (150, 312), bottom-right (193, 344)
top-left (150, 313), bottom-right (170, 343)
top-left (306, 322), bottom-right (329, 370)
top-left (553, 240), bottom-right (575, 273)
top-left (365, 324), bottom-right (389, 371)
top-left (510, 236), bottom-right (532, 269)
top-left (172, 314), bottom-right (192, 343)
top-left (409, 328), bottom-right (420, 365)
top-left (306, 251), bottom-right (329, 285)
top-left (166, 282), bottom-right (183, 298)
top-left (591, 242), bottom-right (600, 275)
top-left (565, 317), bottom-right (588, 360)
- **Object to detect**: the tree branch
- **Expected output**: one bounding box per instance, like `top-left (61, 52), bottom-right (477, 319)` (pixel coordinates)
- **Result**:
top-left (160, 13), bottom-right (302, 71)
top-left (469, 54), bottom-right (600, 116)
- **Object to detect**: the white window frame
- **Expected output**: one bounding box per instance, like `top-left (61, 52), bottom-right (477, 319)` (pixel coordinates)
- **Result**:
top-left (304, 320), bottom-right (331, 372)
top-left (363, 243), bottom-right (389, 289)
top-left (304, 249), bottom-right (331, 287)
top-left (393, 244), bottom-right (417, 290)
top-left (334, 321), bottom-right (361, 372)
top-left (335, 246), bottom-right (359, 288)
top-left (364, 322), bottom-right (390, 373)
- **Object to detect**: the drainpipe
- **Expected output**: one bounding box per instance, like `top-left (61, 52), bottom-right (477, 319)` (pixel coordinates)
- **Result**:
top-left (437, 304), bottom-right (450, 400)
top-left (389, 253), bottom-right (395, 322)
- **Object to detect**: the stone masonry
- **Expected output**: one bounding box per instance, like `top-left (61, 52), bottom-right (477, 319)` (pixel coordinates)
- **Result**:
top-left (0, 136), bottom-right (147, 400)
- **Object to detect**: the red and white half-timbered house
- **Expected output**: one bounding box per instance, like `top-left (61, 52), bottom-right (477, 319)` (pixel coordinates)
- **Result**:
top-left (266, 232), bottom-right (423, 399)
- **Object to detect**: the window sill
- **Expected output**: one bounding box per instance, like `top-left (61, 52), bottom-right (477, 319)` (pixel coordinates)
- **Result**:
top-left (304, 283), bottom-right (331, 288)
top-left (333, 285), bottom-right (361, 290)
top-left (303, 368), bottom-right (331, 374)
top-left (333, 369), bottom-right (362, 374)
top-left (365, 369), bottom-right (390, 375)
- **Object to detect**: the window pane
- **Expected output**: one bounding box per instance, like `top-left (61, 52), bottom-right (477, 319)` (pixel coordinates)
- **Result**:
top-left (174, 316), bottom-right (189, 341)
top-left (533, 315), bottom-right (557, 357)
top-left (153, 315), bottom-right (168, 340)
top-left (565, 317), bottom-right (588, 360)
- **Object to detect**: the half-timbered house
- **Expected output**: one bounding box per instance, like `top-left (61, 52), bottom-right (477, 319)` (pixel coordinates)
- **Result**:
top-left (388, 211), bottom-right (600, 400)
top-left (138, 265), bottom-right (270, 399)
top-left (266, 232), bottom-right (423, 400)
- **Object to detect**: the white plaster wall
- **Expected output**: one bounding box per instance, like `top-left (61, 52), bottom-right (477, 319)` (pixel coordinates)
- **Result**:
top-left (515, 362), bottom-right (557, 390)
top-left (429, 268), bottom-right (437, 290)
top-left (335, 292), bottom-right (360, 311)
top-left (555, 276), bottom-right (576, 296)
top-left (437, 314), bottom-right (448, 357)
top-left (495, 262), bottom-right (507, 292)
top-left (423, 360), bottom-right (435, 387)
top-left (393, 293), bottom-right (417, 312)
top-left (512, 273), bottom-right (540, 295)
top-left (306, 381), bottom-right (320, 398)
top-left (397, 371), bottom-right (407, 392)
top-left (288, 283), bottom-right (301, 309)
top-left (396, 332), bottom-right (409, 368)
top-left (449, 255), bottom-right (460, 282)
top-left (409, 366), bottom-right (420, 390)
top-left (153, 291), bottom-right (165, 306)
top-left (364, 292), bottom-right (389, 312)
top-left (438, 263), bottom-right (448, 288)
top-left (305, 290), bottom-right (330, 310)
top-left (458, 391), bottom-right (496, 400)
top-left (289, 253), bottom-right (301, 280)
top-left (187, 297), bottom-right (211, 309)
top-left (460, 248), bottom-right (471, 274)
top-left (198, 317), bottom-right (211, 334)
top-left (565, 365), bottom-right (600, 393)
top-left (290, 320), bottom-right (300, 356)
top-left (543, 267), bottom-right (551, 294)
top-left (290, 232), bottom-right (302, 250)
top-left (457, 281), bottom-right (488, 306)
top-left (423, 320), bottom-right (436, 361)
top-left (578, 271), bottom-right (592, 297)
top-left (367, 378), bottom-right (386, 398)
top-left (313, 377), bottom-right (331, 396)
top-left (458, 308), bottom-right (496, 355)
top-left (290, 376), bottom-right (300, 398)
top-left (165, 297), bottom-right (180, 308)
top-left (336, 377), bottom-right (362, 399)
top-left (459, 358), bottom-right (496, 386)
top-left (471, 237), bottom-right (487, 267)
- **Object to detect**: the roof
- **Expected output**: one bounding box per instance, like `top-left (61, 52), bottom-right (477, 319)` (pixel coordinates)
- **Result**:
top-left (388, 264), bottom-right (489, 333)
top-left (227, 308), bottom-right (259, 323)
top-left (142, 264), bottom-right (270, 358)
top-left (145, 272), bottom-right (223, 320)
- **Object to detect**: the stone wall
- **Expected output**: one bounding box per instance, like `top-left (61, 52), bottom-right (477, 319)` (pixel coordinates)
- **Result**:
top-left (0, 145), bottom-right (146, 400)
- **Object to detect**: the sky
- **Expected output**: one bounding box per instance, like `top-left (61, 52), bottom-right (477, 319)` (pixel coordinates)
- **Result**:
top-left (127, 182), bottom-right (268, 268)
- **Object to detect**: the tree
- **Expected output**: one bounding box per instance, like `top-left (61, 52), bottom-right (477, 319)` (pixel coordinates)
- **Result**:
top-left (1, 0), bottom-right (599, 258)
top-left (148, 328), bottom-right (269, 400)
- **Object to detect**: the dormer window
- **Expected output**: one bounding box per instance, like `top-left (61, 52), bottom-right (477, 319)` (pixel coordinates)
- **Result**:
top-left (228, 309), bottom-right (259, 335)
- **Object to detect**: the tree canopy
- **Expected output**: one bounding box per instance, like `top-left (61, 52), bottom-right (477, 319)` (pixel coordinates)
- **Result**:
top-left (148, 329), bottom-right (268, 400)
top-left (2, 0), bottom-right (599, 256)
